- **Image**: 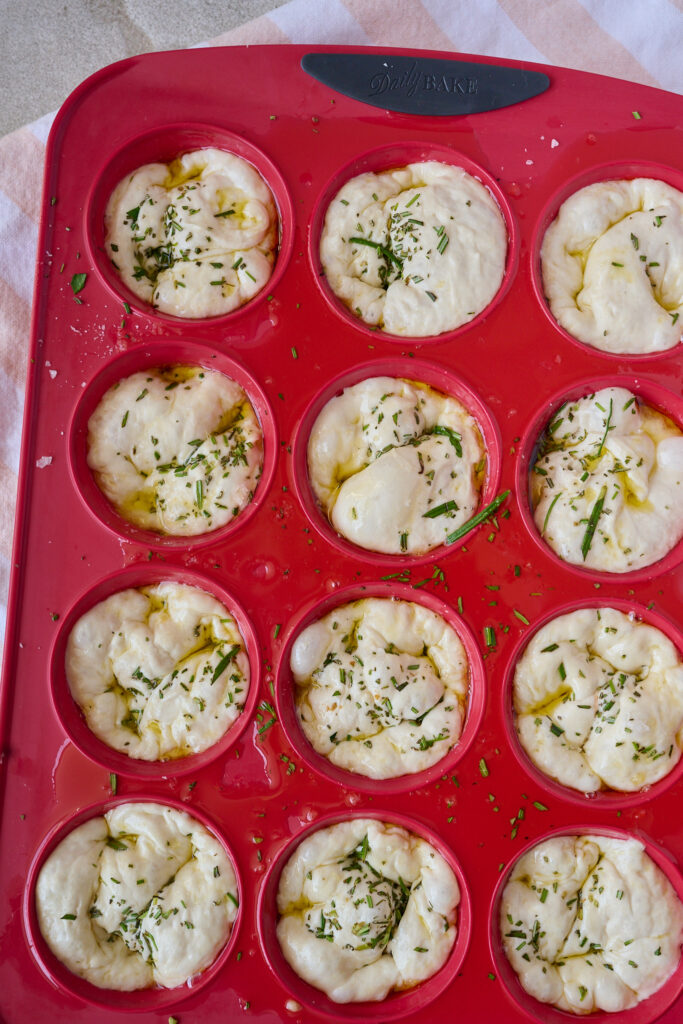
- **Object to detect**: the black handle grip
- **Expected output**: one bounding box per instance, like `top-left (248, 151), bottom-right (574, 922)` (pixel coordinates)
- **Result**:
top-left (301, 52), bottom-right (549, 115)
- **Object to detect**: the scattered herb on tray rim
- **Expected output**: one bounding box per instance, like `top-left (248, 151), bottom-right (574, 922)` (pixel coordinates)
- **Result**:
top-left (256, 700), bottom-right (277, 737)
top-left (445, 490), bottom-right (511, 546)
top-left (70, 272), bottom-right (87, 295)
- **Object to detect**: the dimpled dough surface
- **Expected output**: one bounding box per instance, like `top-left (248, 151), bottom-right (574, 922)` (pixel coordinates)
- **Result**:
top-left (501, 835), bottom-right (683, 1014)
top-left (320, 161), bottom-right (507, 337)
top-left (66, 582), bottom-right (250, 761)
top-left (513, 608), bottom-right (683, 793)
top-left (36, 803), bottom-right (238, 991)
top-left (290, 597), bottom-right (469, 778)
top-left (105, 148), bottom-right (277, 318)
top-left (308, 376), bottom-right (484, 555)
top-left (276, 819), bottom-right (459, 1002)
top-left (532, 387), bottom-right (683, 572)
top-left (541, 178), bottom-right (683, 353)
top-left (87, 365), bottom-right (263, 536)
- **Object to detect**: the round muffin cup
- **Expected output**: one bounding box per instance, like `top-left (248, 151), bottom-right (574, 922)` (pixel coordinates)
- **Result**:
top-left (501, 596), bottom-right (683, 809)
top-left (308, 141), bottom-right (518, 344)
top-left (274, 580), bottom-right (486, 795)
top-left (488, 825), bottom-right (683, 1024)
top-left (50, 563), bottom-right (261, 779)
top-left (516, 374), bottom-right (683, 583)
top-left (68, 338), bottom-right (277, 550)
top-left (531, 159), bottom-right (683, 360)
top-left (257, 809), bottom-right (472, 1020)
top-left (22, 795), bottom-right (242, 1012)
top-left (84, 122), bottom-right (294, 325)
top-left (291, 356), bottom-right (502, 568)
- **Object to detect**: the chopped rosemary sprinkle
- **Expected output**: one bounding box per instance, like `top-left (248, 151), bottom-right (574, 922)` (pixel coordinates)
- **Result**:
top-left (423, 499), bottom-right (458, 519)
top-left (349, 235), bottom-right (403, 268)
top-left (105, 837), bottom-right (128, 851)
top-left (542, 492), bottom-right (562, 534)
top-left (431, 424), bottom-right (462, 456)
top-left (596, 397), bottom-right (613, 456)
top-left (211, 644), bottom-right (240, 684)
top-left (256, 700), bottom-right (277, 737)
top-left (70, 272), bottom-right (87, 295)
top-left (581, 486), bottom-right (607, 560)
top-left (445, 490), bottom-right (510, 546)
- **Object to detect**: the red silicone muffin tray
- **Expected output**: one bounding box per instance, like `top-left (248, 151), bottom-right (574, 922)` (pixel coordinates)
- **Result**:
top-left (0, 44), bottom-right (682, 1023)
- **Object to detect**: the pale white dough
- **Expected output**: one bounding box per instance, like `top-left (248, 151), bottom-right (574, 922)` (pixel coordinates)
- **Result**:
top-left (36, 803), bottom-right (238, 991)
top-left (276, 819), bottom-right (459, 1002)
top-left (87, 365), bottom-right (263, 536)
top-left (308, 376), bottom-right (485, 555)
top-left (320, 161), bottom-right (507, 337)
top-left (501, 834), bottom-right (683, 1014)
top-left (532, 387), bottom-right (683, 572)
top-left (513, 608), bottom-right (683, 793)
top-left (541, 178), bottom-right (683, 353)
top-left (290, 598), bottom-right (469, 779)
top-left (66, 582), bottom-right (250, 761)
top-left (105, 148), bottom-right (277, 317)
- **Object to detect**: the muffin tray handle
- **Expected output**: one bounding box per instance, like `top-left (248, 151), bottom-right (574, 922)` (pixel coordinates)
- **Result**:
top-left (300, 51), bottom-right (550, 115)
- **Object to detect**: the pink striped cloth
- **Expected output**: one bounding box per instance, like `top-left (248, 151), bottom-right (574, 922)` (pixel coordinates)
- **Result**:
top-left (0, 0), bottom-right (680, 646)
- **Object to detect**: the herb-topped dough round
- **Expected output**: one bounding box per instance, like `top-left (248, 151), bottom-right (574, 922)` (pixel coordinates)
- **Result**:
top-left (66, 582), bottom-right (249, 761)
top-left (105, 148), bottom-right (277, 317)
top-left (501, 834), bottom-right (683, 1015)
top-left (308, 376), bottom-right (485, 555)
top-left (87, 365), bottom-right (263, 536)
top-left (319, 161), bottom-right (507, 337)
top-left (36, 802), bottom-right (238, 991)
top-left (290, 598), bottom-right (468, 779)
top-left (513, 608), bottom-right (683, 793)
top-left (541, 178), bottom-right (683, 354)
top-left (532, 387), bottom-right (683, 572)
top-left (276, 818), bottom-right (459, 1003)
